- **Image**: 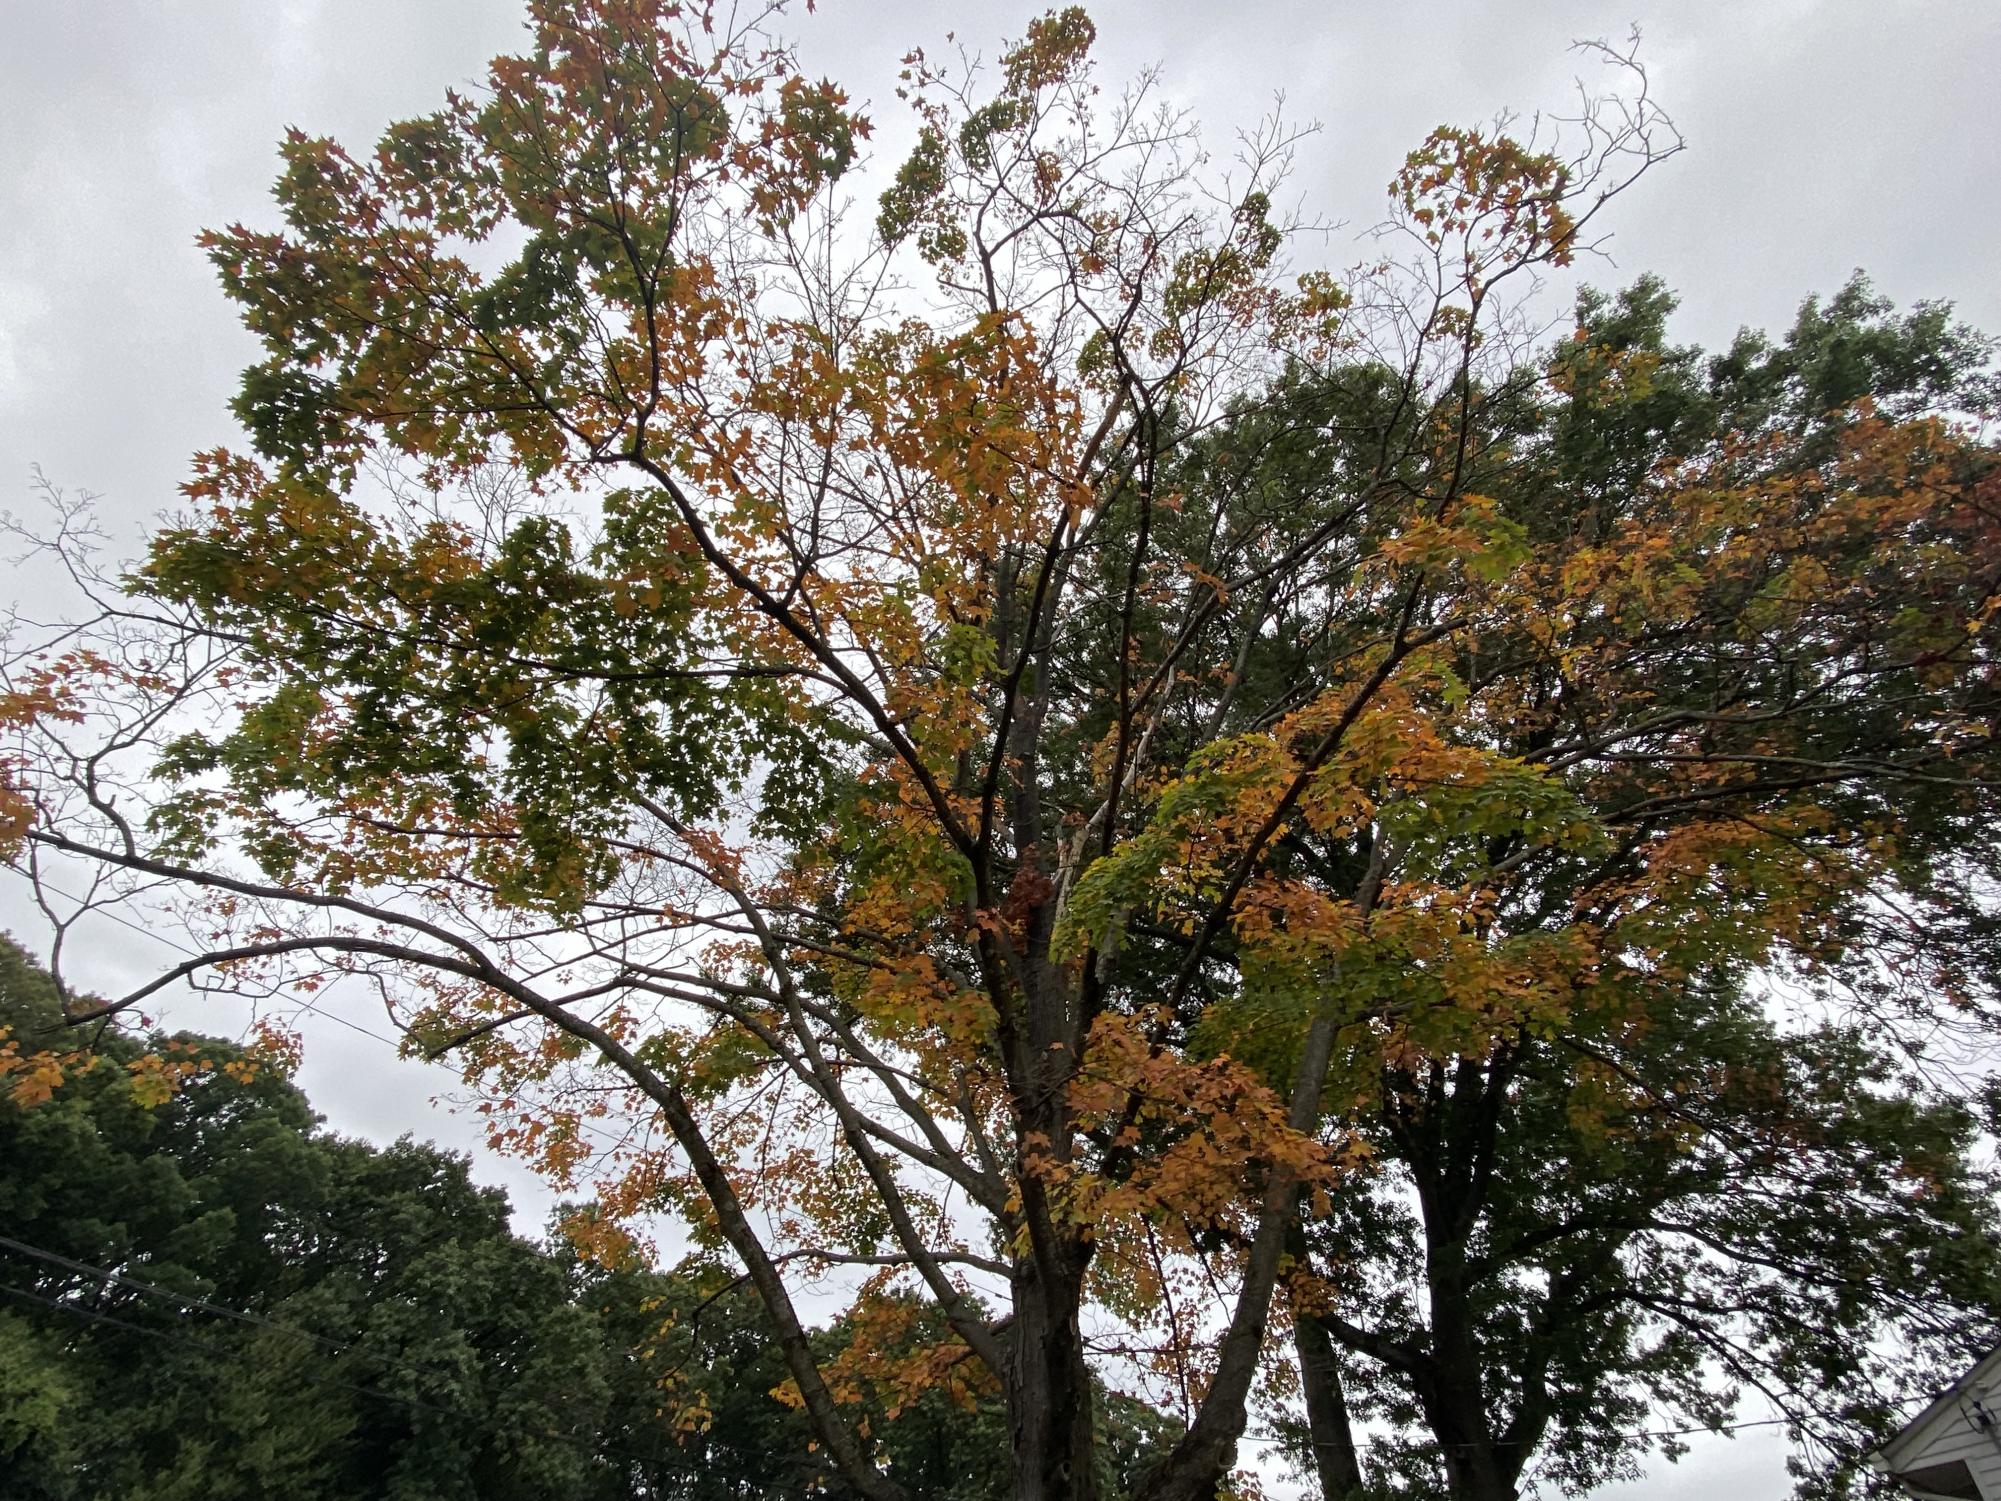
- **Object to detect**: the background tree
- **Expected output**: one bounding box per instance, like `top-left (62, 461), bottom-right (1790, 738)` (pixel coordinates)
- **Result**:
top-left (1, 935), bottom-right (1089, 1500)
top-left (8, 3), bottom-right (1996, 1500)
top-left (1168, 279), bottom-right (2001, 1501)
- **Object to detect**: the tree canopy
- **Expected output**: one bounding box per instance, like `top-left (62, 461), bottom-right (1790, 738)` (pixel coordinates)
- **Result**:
top-left (1201, 276), bottom-right (2001, 1501)
top-left (2, 4), bottom-right (1998, 1499)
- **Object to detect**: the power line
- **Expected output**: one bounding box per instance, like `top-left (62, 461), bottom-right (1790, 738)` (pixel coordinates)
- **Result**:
top-left (3, 1231), bottom-right (1929, 1472)
top-left (0, 1280), bottom-right (482, 1430)
top-left (1238, 1414), bottom-right (1795, 1451)
top-left (1239, 1390), bottom-right (1932, 1455)
top-left (0, 1229), bottom-right (346, 1352)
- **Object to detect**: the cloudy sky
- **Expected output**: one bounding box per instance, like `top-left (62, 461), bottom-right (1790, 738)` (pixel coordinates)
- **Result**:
top-left (3, 1), bottom-right (1997, 1495)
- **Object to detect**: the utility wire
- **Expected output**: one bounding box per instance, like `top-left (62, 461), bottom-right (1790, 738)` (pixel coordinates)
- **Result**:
top-left (1, 1229), bottom-right (458, 1380)
top-left (1241, 1412), bottom-right (1786, 1449)
top-left (0, 1280), bottom-right (488, 1430)
top-left (1237, 1389), bottom-right (1931, 1454)
top-left (3, 1232), bottom-right (1930, 1470)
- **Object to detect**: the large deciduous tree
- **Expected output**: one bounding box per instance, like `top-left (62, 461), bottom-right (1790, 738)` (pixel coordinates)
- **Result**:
top-left (1175, 277), bottom-right (2001, 1500)
top-left (4, 3), bottom-right (1997, 1499)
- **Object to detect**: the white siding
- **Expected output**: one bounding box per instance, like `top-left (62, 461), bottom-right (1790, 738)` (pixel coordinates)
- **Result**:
top-left (1887, 1364), bottom-right (2001, 1500)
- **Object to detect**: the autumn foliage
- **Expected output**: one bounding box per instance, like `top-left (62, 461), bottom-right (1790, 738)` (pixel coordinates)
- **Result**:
top-left (4, 4), bottom-right (1999, 1500)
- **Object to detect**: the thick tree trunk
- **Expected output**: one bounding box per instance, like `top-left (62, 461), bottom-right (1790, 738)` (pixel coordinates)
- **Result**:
top-left (1002, 929), bottom-right (1100, 1501)
top-left (1419, 1370), bottom-right (1516, 1501)
top-left (1008, 1250), bottom-right (1098, 1501)
top-left (1402, 1053), bottom-right (1522, 1501)
top-left (1415, 1284), bottom-right (1517, 1501)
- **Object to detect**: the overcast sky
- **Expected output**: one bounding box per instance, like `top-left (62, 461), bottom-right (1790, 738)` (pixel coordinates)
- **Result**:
top-left (4, 1), bottom-right (1997, 1495)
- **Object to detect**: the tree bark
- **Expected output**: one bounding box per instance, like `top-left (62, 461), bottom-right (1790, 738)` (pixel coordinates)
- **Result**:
top-left (1417, 1365), bottom-right (1516, 1501)
top-left (1292, 1300), bottom-right (1365, 1500)
top-left (1133, 1012), bottom-right (1344, 1501)
top-left (1008, 1249), bottom-right (1099, 1501)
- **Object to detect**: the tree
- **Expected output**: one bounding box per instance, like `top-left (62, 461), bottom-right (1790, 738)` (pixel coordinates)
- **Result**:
top-left (1179, 278), bottom-right (2001, 1500)
top-left (5, 3), bottom-right (1996, 1499)
top-left (593, 1265), bottom-right (1177, 1501)
top-left (0, 935), bottom-right (617, 1500)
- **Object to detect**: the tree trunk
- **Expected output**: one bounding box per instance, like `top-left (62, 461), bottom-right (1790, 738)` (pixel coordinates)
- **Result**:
top-left (1008, 1250), bottom-right (1099, 1501)
top-left (1412, 1344), bottom-right (1516, 1501)
top-left (1293, 1310), bottom-right (1365, 1500)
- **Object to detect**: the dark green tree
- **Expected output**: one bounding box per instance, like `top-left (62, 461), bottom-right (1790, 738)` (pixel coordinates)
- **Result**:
top-left (0, 935), bottom-right (626, 1500)
top-left (1177, 279), bottom-right (2001, 1501)
top-left (3, 3), bottom-right (1992, 1494)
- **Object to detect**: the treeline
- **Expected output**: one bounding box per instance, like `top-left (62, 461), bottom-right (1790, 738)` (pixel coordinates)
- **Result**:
top-left (0, 938), bottom-right (1172, 1499)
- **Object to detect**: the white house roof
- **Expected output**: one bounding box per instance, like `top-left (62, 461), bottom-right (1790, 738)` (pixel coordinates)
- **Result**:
top-left (1875, 1346), bottom-right (2001, 1501)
